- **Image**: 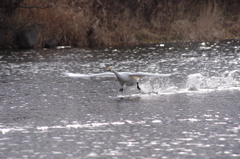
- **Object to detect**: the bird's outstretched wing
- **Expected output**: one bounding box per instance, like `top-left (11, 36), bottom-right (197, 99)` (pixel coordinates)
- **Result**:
top-left (129, 72), bottom-right (173, 80)
top-left (63, 72), bottom-right (115, 78)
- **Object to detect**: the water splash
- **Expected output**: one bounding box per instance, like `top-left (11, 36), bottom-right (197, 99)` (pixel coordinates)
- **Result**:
top-left (186, 70), bottom-right (240, 91)
top-left (137, 69), bottom-right (240, 95)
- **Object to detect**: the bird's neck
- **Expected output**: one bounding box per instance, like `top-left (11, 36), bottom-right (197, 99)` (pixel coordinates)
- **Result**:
top-left (111, 70), bottom-right (120, 77)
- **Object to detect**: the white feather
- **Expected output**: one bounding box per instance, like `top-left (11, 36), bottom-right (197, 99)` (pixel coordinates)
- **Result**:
top-left (63, 67), bottom-right (174, 92)
top-left (63, 72), bottom-right (115, 78)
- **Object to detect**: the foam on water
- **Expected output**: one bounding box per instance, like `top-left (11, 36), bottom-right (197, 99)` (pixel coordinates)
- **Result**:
top-left (186, 70), bottom-right (240, 91)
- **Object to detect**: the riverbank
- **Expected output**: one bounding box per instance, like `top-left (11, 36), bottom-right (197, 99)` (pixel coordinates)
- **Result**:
top-left (1, 0), bottom-right (240, 49)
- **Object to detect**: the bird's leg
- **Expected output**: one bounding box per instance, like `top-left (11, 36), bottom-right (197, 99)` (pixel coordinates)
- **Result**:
top-left (119, 88), bottom-right (124, 92)
top-left (119, 83), bottom-right (125, 92)
top-left (137, 82), bottom-right (141, 90)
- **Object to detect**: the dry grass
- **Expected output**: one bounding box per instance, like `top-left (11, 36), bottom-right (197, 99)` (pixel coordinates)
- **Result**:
top-left (16, 0), bottom-right (91, 47)
top-left (1, 0), bottom-right (240, 48)
top-left (14, 0), bottom-right (138, 47)
top-left (171, 0), bottom-right (239, 41)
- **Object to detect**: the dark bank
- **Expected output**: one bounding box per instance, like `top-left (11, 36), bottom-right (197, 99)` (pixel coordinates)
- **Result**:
top-left (1, 0), bottom-right (240, 49)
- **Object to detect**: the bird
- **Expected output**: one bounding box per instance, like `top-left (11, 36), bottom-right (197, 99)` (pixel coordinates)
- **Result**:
top-left (63, 66), bottom-right (173, 92)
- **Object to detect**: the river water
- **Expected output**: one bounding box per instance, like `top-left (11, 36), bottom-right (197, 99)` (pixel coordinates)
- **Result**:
top-left (0, 40), bottom-right (240, 159)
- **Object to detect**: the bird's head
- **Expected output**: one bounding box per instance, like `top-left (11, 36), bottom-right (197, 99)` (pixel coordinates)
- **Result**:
top-left (108, 66), bottom-right (114, 71)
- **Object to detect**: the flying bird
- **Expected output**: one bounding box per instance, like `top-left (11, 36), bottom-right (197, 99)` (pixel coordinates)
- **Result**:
top-left (63, 67), bottom-right (173, 92)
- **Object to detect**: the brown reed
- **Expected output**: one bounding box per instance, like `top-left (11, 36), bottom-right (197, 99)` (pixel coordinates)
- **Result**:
top-left (1, 0), bottom-right (240, 48)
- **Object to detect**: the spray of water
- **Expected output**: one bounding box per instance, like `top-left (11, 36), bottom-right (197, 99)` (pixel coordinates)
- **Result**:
top-left (140, 70), bottom-right (240, 95)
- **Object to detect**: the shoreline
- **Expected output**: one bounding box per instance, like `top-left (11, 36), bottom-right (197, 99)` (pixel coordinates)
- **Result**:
top-left (1, 0), bottom-right (240, 49)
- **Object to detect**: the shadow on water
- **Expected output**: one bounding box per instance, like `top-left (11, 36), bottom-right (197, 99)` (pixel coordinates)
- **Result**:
top-left (0, 40), bottom-right (240, 158)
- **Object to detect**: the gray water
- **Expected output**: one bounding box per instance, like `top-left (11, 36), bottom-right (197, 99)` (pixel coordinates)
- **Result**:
top-left (0, 40), bottom-right (240, 159)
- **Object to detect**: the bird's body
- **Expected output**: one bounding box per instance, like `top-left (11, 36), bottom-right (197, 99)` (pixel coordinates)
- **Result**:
top-left (109, 68), bottom-right (142, 91)
top-left (113, 72), bottom-right (136, 86)
top-left (63, 67), bottom-right (173, 92)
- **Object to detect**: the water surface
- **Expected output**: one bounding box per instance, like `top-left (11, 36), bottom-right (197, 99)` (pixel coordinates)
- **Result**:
top-left (0, 40), bottom-right (240, 158)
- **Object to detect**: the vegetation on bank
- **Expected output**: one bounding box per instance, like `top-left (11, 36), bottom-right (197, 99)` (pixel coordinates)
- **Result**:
top-left (1, 0), bottom-right (240, 49)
